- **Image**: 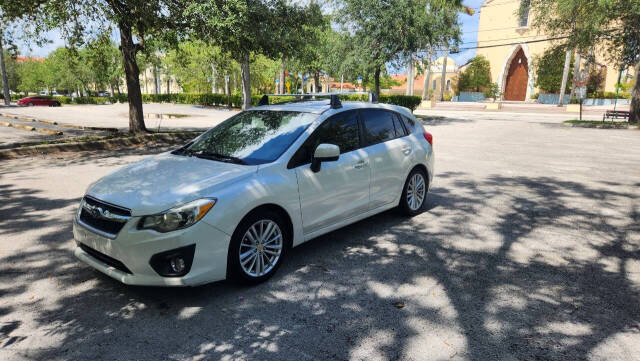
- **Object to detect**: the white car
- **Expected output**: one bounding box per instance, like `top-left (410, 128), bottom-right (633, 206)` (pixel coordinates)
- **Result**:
top-left (73, 95), bottom-right (434, 286)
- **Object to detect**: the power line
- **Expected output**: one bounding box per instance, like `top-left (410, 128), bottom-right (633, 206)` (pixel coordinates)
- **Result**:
top-left (431, 35), bottom-right (570, 53)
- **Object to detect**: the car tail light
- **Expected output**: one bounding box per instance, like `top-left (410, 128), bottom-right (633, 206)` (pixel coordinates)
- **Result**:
top-left (423, 131), bottom-right (433, 146)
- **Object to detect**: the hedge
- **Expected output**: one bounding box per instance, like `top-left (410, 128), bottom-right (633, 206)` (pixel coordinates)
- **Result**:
top-left (587, 91), bottom-right (631, 99)
top-left (136, 92), bottom-right (423, 111)
top-left (12, 92), bottom-right (422, 111)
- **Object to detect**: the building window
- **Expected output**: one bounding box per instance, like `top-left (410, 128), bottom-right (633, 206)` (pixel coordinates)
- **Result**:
top-left (432, 80), bottom-right (437, 90)
top-left (446, 79), bottom-right (451, 91)
top-left (519, 5), bottom-right (530, 27)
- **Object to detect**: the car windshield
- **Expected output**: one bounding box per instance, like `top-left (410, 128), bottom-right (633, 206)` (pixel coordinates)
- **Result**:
top-left (177, 110), bottom-right (317, 165)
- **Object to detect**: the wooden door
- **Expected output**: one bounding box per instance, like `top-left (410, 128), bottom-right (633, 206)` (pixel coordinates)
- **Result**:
top-left (504, 49), bottom-right (528, 101)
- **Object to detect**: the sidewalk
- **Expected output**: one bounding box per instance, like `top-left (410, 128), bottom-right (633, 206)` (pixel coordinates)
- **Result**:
top-left (416, 101), bottom-right (630, 121)
top-left (1, 103), bottom-right (238, 131)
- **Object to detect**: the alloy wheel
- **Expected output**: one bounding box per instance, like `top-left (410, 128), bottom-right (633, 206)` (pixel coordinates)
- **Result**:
top-left (406, 173), bottom-right (426, 211)
top-left (239, 219), bottom-right (283, 277)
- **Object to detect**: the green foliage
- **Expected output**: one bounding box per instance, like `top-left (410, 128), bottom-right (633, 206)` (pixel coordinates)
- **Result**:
top-left (483, 82), bottom-right (502, 101)
top-left (587, 91), bottom-right (631, 99)
top-left (334, 0), bottom-right (464, 94)
top-left (530, 93), bottom-right (539, 99)
top-left (534, 46), bottom-right (573, 93)
top-left (456, 56), bottom-right (492, 92)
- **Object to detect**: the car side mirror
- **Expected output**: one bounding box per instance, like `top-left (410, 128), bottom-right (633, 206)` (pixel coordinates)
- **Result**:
top-left (311, 143), bottom-right (340, 173)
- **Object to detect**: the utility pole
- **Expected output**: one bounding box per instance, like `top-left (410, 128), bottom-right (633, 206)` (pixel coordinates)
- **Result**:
top-left (0, 34), bottom-right (10, 106)
top-left (557, 48), bottom-right (573, 107)
top-left (440, 47), bottom-right (449, 101)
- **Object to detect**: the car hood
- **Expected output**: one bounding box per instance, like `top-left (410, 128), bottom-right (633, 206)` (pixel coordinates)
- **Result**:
top-left (87, 152), bottom-right (257, 216)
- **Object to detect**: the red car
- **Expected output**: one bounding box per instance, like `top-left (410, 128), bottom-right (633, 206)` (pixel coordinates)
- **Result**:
top-left (17, 96), bottom-right (61, 107)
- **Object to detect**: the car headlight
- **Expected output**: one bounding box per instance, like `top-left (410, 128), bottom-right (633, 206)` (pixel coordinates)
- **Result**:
top-left (138, 198), bottom-right (216, 233)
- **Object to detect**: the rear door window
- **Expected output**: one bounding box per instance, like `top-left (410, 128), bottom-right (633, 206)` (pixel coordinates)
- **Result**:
top-left (392, 113), bottom-right (407, 137)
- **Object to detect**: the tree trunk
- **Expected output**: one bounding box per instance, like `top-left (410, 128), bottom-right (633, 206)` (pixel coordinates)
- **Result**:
top-left (422, 48), bottom-right (433, 100)
top-left (153, 64), bottom-right (159, 94)
top-left (110, 83), bottom-right (115, 97)
top-left (119, 22), bottom-right (147, 133)
top-left (225, 75), bottom-right (230, 95)
top-left (406, 55), bottom-right (413, 96)
top-left (211, 63), bottom-right (217, 93)
top-left (374, 66), bottom-right (381, 98)
top-left (167, 77), bottom-right (171, 95)
top-left (314, 73), bottom-right (320, 93)
top-left (279, 58), bottom-right (286, 94)
top-left (240, 52), bottom-right (251, 110)
top-left (116, 84), bottom-right (121, 96)
top-left (440, 47), bottom-right (449, 101)
top-left (630, 61), bottom-right (640, 124)
top-left (557, 48), bottom-right (572, 106)
top-left (569, 52), bottom-right (582, 98)
top-left (0, 36), bottom-right (10, 106)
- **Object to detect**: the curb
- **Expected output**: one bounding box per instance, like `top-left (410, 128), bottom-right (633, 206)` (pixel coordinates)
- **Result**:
top-left (0, 119), bottom-right (62, 135)
top-left (0, 132), bottom-right (198, 160)
top-left (0, 112), bottom-right (118, 132)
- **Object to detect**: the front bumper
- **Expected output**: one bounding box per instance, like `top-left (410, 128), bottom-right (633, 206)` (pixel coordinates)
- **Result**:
top-left (73, 216), bottom-right (231, 286)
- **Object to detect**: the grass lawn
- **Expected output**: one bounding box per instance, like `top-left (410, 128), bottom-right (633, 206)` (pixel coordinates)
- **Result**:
top-left (564, 120), bottom-right (635, 128)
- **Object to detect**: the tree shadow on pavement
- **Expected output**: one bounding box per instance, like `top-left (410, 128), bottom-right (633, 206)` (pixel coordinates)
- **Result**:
top-left (0, 169), bottom-right (639, 360)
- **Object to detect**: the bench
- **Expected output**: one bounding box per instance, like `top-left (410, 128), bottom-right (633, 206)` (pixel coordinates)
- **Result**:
top-left (603, 110), bottom-right (630, 122)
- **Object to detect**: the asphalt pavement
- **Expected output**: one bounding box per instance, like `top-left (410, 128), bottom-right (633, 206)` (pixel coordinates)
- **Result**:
top-left (1, 110), bottom-right (639, 360)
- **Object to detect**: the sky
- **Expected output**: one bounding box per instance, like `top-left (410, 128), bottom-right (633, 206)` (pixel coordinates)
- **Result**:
top-left (20, 0), bottom-right (485, 68)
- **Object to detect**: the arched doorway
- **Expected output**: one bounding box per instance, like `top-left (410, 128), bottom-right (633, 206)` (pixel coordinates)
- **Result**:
top-left (504, 49), bottom-right (528, 101)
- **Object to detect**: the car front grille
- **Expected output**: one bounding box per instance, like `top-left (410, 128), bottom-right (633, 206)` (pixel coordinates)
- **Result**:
top-left (78, 196), bottom-right (131, 237)
top-left (79, 243), bottom-right (133, 274)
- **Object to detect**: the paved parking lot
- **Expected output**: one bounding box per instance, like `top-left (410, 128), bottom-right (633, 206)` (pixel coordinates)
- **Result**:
top-left (1, 111), bottom-right (639, 360)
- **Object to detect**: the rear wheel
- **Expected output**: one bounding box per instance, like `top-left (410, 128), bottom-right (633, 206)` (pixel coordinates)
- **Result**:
top-left (227, 210), bottom-right (288, 284)
top-left (27, 102), bottom-right (34, 107)
top-left (399, 168), bottom-right (428, 216)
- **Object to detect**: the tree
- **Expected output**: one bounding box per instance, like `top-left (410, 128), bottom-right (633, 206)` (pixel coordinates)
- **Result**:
top-left (522, 0), bottom-right (640, 122)
top-left (456, 55), bottom-right (492, 93)
top-left (186, 0), bottom-right (322, 109)
top-left (17, 58), bottom-right (50, 93)
top-left (534, 46), bottom-right (574, 93)
top-left (1, 0), bottom-right (187, 133)
top-left (334, 0), bottom-right (465, 97)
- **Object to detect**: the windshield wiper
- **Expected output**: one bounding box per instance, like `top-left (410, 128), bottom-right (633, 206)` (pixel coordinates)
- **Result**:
top-left (192, 151), bottom-right (248, 165)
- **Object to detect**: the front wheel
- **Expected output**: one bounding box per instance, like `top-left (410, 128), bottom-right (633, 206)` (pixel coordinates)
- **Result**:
top-left (399, 168), bottom-right (428, 216)
top-left (227, 210), bottom-right (288, 284)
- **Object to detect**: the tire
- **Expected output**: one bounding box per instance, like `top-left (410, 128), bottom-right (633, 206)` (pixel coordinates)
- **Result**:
top-left (227, 209), bottom-right (289, 284)
top-left (399, 167), bottom-right (428, 216)
top-left (27, 103), bottom-right (34, 107)
top-left (53, 101), bottom-right (61, 107)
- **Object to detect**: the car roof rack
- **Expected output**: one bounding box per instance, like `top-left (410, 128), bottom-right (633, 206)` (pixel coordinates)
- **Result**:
top-left (257, 91), bottom-right (379, 109)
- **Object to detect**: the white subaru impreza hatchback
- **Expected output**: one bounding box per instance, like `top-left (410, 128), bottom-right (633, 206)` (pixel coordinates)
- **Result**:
top-left (73, 95), bottom-right (434, 286)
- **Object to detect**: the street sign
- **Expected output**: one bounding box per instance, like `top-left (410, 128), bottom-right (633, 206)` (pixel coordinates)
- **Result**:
top-left (225, 75), bottom-right (230, 82)
top-left (275, 79), bottom-right (280, 84)
top-left (357, 76), bottom-right (362, 84)
top-left (576, 86), bottom-right (587, 99)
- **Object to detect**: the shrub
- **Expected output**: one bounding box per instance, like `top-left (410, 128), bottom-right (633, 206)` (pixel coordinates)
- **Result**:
top-left (456, 56), bottom-right (492, 92)
top-left (442, 93), bottom-right (453, 102)
top-left (483, 82), bottom-right (502, 101)
top-left (530, 93), bottom-right (539, 99)
top-left (569, 97), bottom-right (581, 104)
top-left (587, 91), bottom-right (631, 99)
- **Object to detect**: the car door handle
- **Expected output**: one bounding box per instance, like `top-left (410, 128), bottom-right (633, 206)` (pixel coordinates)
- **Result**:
top-left (353, 160), bottom-right (368, 169)
top-left (402, 147), bottom-right (412, 155)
